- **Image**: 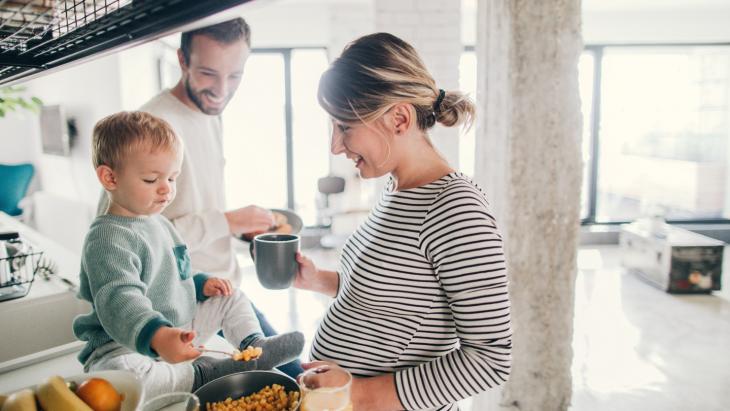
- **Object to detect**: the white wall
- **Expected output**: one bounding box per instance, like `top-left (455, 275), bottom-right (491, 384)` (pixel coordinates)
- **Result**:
top-left (583, 6), bottom-right (730, 44)
top-left (22, 54), bottom-right (123, 207)
top-left (0, 54), bottom-right (124, 252)
top-left (244, 1), bottom-right (331, 47)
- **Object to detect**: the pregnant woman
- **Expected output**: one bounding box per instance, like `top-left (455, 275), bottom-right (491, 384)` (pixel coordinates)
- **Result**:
top-left (294, 32), bottom-right (513, 411)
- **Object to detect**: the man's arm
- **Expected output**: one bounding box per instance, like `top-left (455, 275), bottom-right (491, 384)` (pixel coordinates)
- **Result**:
top-left (165, 209), bottom-right (231, 252)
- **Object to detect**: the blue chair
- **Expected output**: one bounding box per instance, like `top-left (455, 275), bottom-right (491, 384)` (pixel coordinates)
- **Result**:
top-left (0, 163), bottom-right (35, 216)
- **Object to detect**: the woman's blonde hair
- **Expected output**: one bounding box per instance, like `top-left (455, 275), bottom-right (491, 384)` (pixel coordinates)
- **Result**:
top-left (92, 111), bottom-right (180, 170)
top-left (318, 32), bottom-right (475, 131)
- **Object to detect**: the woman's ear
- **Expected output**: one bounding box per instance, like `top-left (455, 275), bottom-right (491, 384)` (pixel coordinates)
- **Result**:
top-left (390, 103), bottom-right (412, 135)
top-left (96, 165), bottom-right (118, 191)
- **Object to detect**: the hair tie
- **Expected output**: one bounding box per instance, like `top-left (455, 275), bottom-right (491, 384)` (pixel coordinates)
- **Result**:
top-left (433, 89), bottom-right (446, 113)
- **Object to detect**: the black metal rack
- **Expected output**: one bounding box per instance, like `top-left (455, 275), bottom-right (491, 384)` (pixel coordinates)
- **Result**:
top-left (0, 0), bottom-right (253, 86)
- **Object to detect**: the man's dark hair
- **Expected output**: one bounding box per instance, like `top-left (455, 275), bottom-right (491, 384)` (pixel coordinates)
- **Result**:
top-left (180, 18), bottom-right (251, 65)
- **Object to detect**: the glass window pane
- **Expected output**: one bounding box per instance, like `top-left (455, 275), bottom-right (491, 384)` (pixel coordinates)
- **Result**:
top-left (223, 53), bottom-right (287, 210)
top-left (596, 47), bottom-right (730, 222)
top-left (459, 50), bottom-right (477, 177)
top-left (292, 49), bottom-right (330, 226)
top-left (579, 52), bottom-right (595, 220)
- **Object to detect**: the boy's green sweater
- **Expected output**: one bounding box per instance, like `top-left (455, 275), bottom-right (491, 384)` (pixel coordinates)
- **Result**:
top-left (73, 214), bottom-right (209, 364)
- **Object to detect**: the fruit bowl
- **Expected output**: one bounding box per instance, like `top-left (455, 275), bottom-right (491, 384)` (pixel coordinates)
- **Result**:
top-left (65, 371), bottom-right (143, 411)
top-left (2, 370), bottom-right (142, 411)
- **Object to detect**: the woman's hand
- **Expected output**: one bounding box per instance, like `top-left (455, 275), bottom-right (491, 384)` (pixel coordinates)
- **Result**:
top-left (150, 327), bottom-right (201, 363)
top-left (295, 253), bottom-right (340, 297)
top-left (294, 252), bottom-right (318, 291)
top-left (299, 361), bottom-right (404, 411)
top-left (299, 361), bottom-right (352, 390)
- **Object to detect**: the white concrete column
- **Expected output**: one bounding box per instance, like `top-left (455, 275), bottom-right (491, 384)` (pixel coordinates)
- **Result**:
top-left (472, 0), bottom-right (583, 410)
top-left (374, 0), bottom-right (463, 168)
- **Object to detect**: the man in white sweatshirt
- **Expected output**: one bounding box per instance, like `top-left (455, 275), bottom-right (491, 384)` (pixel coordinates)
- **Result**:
top-left (98, 18), bottom-right (303, 377)
top-left (143, 18), bottom-right (273, 286)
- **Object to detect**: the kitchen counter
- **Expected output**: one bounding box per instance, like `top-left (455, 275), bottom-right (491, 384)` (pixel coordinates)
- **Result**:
top-left (0, 212), bottom-right (90, 374)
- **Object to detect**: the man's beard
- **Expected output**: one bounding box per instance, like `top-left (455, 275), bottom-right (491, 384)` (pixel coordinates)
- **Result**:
top-left (184, 78), bottom-right (228, 115)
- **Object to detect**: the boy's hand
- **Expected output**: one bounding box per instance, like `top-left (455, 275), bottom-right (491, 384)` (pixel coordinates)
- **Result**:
top-left (151, 327), bottom-right (201, 363)
top-left (203, 277), bottom-right (233, 297)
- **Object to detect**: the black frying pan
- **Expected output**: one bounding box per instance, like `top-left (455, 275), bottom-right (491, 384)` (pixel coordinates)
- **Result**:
top-left (194, 371), bottom-right (301, 410)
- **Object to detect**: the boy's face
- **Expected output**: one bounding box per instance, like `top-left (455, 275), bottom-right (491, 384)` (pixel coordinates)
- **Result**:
top-left (105, 146), bottom-right (183, 217)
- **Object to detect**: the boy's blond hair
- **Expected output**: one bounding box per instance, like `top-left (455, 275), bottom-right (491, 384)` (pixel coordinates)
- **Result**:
top-left (92, 111), bottom-right (180, 169)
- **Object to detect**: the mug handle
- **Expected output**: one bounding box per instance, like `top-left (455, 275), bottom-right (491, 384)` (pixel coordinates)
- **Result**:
top-left (249, 240), bottom-right (255, 261)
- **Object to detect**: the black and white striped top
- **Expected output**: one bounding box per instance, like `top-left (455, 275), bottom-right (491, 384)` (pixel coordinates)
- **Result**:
top-left (310, 172), bottom-right (512, 411)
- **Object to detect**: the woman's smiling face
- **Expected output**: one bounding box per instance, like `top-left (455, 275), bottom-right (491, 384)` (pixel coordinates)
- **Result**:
top-left (329, 119), bottom-right (392, 179)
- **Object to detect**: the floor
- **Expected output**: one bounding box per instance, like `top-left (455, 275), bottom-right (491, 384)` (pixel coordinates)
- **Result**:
top-left (569, 246), bottom-right (730, 411)
top-left (2, 246), bottom-right (729, 411)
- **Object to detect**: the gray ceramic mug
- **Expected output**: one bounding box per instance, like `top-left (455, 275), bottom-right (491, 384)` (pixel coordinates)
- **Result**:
top-left (253, 234), bottom-right (300, 289)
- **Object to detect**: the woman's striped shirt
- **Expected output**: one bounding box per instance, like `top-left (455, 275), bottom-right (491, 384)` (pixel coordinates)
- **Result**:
top-left (310, 172), bottom-right (512, 411)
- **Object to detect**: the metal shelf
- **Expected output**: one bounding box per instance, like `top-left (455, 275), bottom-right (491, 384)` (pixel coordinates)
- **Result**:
top-left (0, 0), bottom-right (253, 86)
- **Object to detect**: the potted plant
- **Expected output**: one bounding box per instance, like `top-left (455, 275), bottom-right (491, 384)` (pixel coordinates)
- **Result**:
top-left (0, 86), bottom-right (42, 117)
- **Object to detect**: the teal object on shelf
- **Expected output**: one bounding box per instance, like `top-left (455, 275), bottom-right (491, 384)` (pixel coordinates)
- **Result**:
top-left (0, 163), bottom-right (34, 216)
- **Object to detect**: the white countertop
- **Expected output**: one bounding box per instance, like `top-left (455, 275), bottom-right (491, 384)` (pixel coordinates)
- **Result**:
top-left (0, 212), bottom-right (90, 373)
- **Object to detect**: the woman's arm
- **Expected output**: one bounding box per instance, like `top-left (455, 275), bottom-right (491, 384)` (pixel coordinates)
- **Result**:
top-left (295, 253), bottom-right (340, 298)
top-left (392, 181), bottom-right (512, 409)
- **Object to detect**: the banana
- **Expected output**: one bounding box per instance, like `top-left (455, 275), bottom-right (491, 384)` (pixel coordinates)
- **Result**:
top-left (0, 389), bottom-right (37, 411)
top-left (36, 376), bottom-right (93, 411)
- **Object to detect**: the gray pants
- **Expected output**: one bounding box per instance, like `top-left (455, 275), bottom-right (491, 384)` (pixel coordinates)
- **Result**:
top-left (85, 290), bottom-right (261, 398)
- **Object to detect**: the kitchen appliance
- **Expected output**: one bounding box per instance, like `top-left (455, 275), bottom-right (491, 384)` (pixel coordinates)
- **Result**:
top-left (619, 222), bottom-right (724, 293)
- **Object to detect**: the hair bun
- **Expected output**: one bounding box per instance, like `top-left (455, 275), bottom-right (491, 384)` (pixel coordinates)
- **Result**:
top-left (435, 90), bottom-right (475, 129)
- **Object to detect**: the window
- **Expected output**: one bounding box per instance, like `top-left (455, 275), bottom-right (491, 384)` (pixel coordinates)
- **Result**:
top-left (223, 53), bottom-right (288, 210)
top-left (579, 52), bottom-right (595, 220)
top-left (585, 45), bottom-right (730, 223)
top-left (459, 49), bottom-right (477, 177)
top-left (292, 49), bottom-right (330, 225)
top-left (221, 48), bottom-right (329, 226)
top-left (460, 44), bottom-right (730, 224)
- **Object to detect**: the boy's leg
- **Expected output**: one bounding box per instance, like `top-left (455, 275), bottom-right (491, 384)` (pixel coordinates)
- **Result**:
top-left (193, 290), bottom-right (262, 346)
top-left (252, 304), bottom-right (304, 378)
top-left (87, 350), bottom-right (194, 398)
top-left (191, 291), bottom-right (304, 390)
top-left (193, 291), bottom-right (303, 367)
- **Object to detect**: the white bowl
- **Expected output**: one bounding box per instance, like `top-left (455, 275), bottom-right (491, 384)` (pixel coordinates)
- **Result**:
top-left (63, 370), bottom-right (143, 411)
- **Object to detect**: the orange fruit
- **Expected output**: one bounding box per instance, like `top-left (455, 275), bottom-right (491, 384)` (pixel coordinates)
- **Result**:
top-left (75, 378), bottom-right (123, 411)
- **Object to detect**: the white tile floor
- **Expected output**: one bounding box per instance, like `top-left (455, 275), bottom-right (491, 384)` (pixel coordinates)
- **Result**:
top-left (570, 246), bottom-right (730, 411)
top-left (2, 245), bottom-right (729, 411)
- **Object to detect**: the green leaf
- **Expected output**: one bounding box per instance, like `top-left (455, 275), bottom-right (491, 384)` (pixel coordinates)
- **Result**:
top-left (31, 97), bottom-right (43, 106)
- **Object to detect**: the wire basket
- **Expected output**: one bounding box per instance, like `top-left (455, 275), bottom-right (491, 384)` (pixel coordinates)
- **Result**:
top-left (0, 0), bottom-right (132, 53)
top-left (0, 238), bottom-right (43, 303)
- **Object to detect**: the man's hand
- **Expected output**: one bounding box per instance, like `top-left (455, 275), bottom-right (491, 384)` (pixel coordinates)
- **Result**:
top-left (150, 327), bottom-right (200, 363)
top-left (225, 205), bottom-right (274, 236)
top-left (204, 277), bottom-right (233, 297)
